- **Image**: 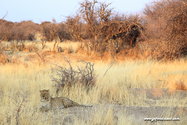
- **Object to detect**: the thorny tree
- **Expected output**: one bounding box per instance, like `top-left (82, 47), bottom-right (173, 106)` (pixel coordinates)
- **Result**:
top-left (65, 14), bottom-right (84, 41)
top-left (79, 0), bottom-right (113, 41)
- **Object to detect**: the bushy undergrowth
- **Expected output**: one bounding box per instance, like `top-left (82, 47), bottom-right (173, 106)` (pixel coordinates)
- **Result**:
top-left (143, 0), bottom-right (187, 60)
top-left (51, 56), bottom-right (95, 94)
top-left (0, 20), bottom-right (38, 41)
top-left (0, 0), bottom-right (187, 61)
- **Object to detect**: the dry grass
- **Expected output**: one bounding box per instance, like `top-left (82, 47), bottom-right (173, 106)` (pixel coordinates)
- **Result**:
top-left (1, 40), bottom-right (80, 51)
top-left (0, 57), bottom-right (187, 124)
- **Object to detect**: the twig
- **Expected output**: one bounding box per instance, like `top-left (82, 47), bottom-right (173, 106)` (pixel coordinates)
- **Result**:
top-left (63, 55), bottom-right (73, 79)
top-left (103, 61), bottom-right (115, 77)
top-left (16, 98), bottom-right (26, 125)
top-left (3, 95), bottom-right (18, 105)
top-left (35, 52), bottom-right (45, 62)
top-left (1, 12), bottom-right (8, 20)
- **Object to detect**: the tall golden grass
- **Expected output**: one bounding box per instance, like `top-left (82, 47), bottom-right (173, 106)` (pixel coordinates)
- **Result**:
top-left (0, 57), bottom-right (187, 124)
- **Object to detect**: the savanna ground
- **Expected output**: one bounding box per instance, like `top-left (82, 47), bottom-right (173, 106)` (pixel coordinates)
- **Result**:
top-left (0, 41), bottom-right (187, 125)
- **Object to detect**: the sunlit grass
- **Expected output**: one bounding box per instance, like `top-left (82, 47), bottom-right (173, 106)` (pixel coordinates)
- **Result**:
top-left (0, 58), bottom-right (187, 124)
top-left (41, 40), bottom-right (81, 52)
top-left (1, 40), bottom-right (81, 53)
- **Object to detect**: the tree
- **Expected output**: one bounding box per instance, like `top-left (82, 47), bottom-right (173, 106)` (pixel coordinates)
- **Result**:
top-left (79, 0), bottom-right (113, 40)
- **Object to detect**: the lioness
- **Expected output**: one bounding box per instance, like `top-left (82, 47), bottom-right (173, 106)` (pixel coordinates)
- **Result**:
top-left (39, 90), bottom-right (92, 112)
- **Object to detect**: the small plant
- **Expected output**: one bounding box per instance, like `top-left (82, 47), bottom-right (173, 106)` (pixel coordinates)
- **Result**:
top-left (26, 44), bottom-right (38, 52)
top-left (1, 93), bottom-right (29, 125)
top-left (9, 41), bottom-right (25, 51)
top-left (51, 56), bottom-right (96, 94)
top-left (0, 43), bottom-right (9, 64)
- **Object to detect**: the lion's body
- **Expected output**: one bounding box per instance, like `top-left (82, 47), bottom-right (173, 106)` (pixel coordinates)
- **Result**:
top-left (39, 90), bottom-right (92, 112)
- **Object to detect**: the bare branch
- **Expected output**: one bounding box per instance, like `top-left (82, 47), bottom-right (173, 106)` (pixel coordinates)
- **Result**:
top-left (1, 12), bottom-right (8, 20)
top-left (103, 61), bottom-right (115, 77)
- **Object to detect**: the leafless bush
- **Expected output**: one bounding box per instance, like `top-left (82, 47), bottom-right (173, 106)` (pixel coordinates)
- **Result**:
top-left (9, 41), bottom-right (38, 53)
top-left (76, 1), bottom-right (144, 59)
top-left (14, 21), bottom-right (38, 41)
top-left (65, 14), bottom-right (84, 41)
top-left (0, 20), bottom-right (39, 53)
top-left (2, 0), bottom-right (187, 61)
top-left (51, 56), bottom-right (95, 94)
top-left (101, 18), bottom-right (143, 48)
top-left (57, 23), bottom-right (72, 41)
top-left (0, 20), bottom-right (14, 41)
top-left (79, 1), bottom-right (113, 43)
top-left (143, 0), bottom-right (187, 60)
top-left (82, 15), bottom-right (144, 59)
top-left (41, 21), bottom-right (57, 42)
top-left (41, 20), bottom-right (61, 51)
top-left (1, 93), bottom-right (30, 125)
top-left (78, 0), bottom-right (116, 58)
top-left (25, 43), bottom-right (38, 52)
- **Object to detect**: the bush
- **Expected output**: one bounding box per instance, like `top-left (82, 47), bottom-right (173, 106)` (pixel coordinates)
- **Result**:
top-left (57, 23), bottom-right (72, 41)
top-left (51, 56), bottom-right (95, 94)
top-left (143, 0), bottom-right (187, 60)
top-left (40, 21), bottom-right (58, 42)
top-left (0, 43), bottom-right (9, 64)
top-left (0, 20), bottom-right (14, 41)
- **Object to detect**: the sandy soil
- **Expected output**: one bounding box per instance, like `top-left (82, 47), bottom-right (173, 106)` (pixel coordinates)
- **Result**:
top-left (37, 104), bottom-right (187, 125)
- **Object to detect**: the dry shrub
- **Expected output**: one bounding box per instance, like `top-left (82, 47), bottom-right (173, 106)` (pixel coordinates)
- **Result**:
top-left (65, 14), bottom-right (84, 41)
top-left (78, 0), bottom-right (115, 58)
top-left (41, 20), bottom-right (66, 51)
top-left (63, 47), bottom-right (74, 54)
top-left (82, 15), bottom-right (144, 59)
top-left (8, 41), bottom-right (38, 52)
top-left (0, 54), bottom-right (9, 64)
top-left (143, 39), bottom-right (184, 60)
top-left (79, 0), bottom-right (113, 40)
top-left (0, 20), bottom-right (14, 41)
top-left (13, 20), bottom-right (38, 41)
top-left (24, 44), bottom-right (38, 52)
top-left (0, 20), bottom-right (39, 54)
top-left (101, 14), bottom-right (144, 48)
top-left (0, 43), bottom-right (9, 64)
top-left (40, 21), bottom-right (57, 42)
top-left (9, 42), bottom-right (25, 51)
top-left (1, 1), bottom-right (145, 60)
top-left (76, 43), bottom-right (85, 53)
top-left (51, 57), bottom-right (96, 94)
top-left (143, 0), bottom-right (187, 60)
top-left (0, 20), bottom-right (39, 42)
top-left (77, 0), bottom-right (144, 59)
top-left (0, 20), bottom-right (40, 61)
top-left (57, 23), bottom-right (72, 41)
top-left (41, 20), bottom-right (77, 42)
top-left (2, 0), bottom-right (187, 61)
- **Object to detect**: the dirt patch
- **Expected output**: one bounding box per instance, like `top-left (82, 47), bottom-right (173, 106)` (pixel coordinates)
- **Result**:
top-left (36, 105), bottom-right (187, 124)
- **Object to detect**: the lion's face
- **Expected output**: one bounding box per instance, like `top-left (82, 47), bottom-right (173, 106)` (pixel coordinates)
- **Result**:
top-left (40, 90), bottom-right (50, 101)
